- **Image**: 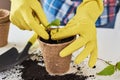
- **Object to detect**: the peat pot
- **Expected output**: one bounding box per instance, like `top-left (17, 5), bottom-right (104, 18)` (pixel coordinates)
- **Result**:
top-left (39, 36), bottom-right (75, 75)
top-left (0, 9), bottom-right (10, 47)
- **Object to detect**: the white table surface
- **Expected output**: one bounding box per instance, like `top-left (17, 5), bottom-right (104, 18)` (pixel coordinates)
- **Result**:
top-left (0, 11), bottom-right (120, 80)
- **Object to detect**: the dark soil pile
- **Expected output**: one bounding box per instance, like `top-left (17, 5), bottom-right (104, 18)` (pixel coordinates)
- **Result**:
top-left (20, 59), bottom-right (88, 80)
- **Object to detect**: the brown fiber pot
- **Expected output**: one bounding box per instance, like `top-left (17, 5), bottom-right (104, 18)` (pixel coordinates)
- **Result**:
top-left (0, 0), bottom-right (11, 10)
top-left (39, 36), bottom-right (75, 75)
top-left (0, 9), bottom-right (10, 47)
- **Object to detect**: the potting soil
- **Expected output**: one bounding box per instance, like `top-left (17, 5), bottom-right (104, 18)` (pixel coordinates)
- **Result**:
top-left (0, 49), bottom-right (95, 80)
top-left (21, 59), bottom-right (88, 80)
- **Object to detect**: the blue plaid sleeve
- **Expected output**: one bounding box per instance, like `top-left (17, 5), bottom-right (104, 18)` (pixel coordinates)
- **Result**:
top-left (42, 0), bottom-right (82, 25)
top-left (96, 0), bottom-right (120, 28)
top-left (42, 0), bottom-right (120, 28)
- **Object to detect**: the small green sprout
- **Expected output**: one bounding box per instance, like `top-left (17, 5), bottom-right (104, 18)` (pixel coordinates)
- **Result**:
top-left (47, 19), bottom-right (60, 29)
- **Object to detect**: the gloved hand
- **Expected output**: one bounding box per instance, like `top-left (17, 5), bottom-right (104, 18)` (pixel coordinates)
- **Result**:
top-left (51, 0), bottom-right (103, 67)
top-left (10, 0), bottom-right (49, 40)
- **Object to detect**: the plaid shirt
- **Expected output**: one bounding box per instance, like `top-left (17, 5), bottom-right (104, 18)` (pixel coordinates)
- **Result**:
top-left (42, 0), bottom-right (120, 28)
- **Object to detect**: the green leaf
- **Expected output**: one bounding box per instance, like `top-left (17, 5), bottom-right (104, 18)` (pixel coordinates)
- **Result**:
top-left (97, 65), bottom-right (115, 76)
top-left (116, 62), bottom-right (120, 70)
top-left (47, 19), bottom-right (60, 28)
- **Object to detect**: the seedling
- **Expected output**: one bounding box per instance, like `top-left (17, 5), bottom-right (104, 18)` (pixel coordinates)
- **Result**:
top-left (97, 58), bottom-right (120, 76)
top-left (46, 19), bottom-right (60, 32)
top-left (47, 19), bottom-right (60, 28)
top-left (45, 19), bottom-right (61, 43)
top-left (40, 19), bottom-right (74, 44)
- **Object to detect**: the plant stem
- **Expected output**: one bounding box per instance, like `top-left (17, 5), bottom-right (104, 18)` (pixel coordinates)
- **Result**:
top-left (97, 58), bottom-right (113, 65)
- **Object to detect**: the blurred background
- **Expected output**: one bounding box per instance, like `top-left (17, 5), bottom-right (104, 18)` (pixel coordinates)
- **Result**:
top-left (0, 0), bottom-right (10, 10)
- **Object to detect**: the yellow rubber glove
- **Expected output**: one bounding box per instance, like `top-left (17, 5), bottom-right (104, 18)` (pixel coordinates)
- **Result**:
top-left (10, 0), bottom-right (49, 40)
top-left (51, 0), bottom-right (103, 68)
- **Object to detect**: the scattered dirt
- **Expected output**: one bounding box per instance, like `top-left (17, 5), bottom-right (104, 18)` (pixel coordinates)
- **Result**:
top-left (20, 59), bottom-right (88, 80)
